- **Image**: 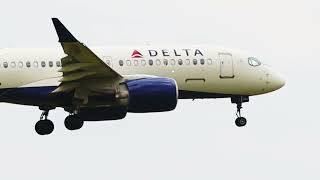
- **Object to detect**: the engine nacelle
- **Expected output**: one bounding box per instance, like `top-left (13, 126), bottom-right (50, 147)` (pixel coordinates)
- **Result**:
top-left (78, 107), bottom-right (127, 121)
top-left (78, 77), bottom-right (178, 118)
top-left (125, 77), bottom-right (178, 113)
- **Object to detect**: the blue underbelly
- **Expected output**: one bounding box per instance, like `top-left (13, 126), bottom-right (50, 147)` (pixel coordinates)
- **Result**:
top-left (0, 86), bottom-right (233, 106)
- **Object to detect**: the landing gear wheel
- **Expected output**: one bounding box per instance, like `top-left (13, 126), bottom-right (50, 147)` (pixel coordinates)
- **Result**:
top-left (65, 115), bottom-right (84, 131)
top-left (35, 119), bottom-right (54, 135)
top-left (235, 117), bottom-right (247, 127)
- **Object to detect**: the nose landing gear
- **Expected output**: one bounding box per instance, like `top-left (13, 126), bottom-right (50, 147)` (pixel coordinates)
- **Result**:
top-left (232, 96), bottom-right (249, 127)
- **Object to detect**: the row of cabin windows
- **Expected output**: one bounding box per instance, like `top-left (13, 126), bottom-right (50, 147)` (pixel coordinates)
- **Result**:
top-left (119, 58), bottom-right (212, 67)
top-left (1, 61), bottom-right (61, 68)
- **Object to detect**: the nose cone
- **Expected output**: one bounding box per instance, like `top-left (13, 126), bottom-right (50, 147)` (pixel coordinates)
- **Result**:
top-left (268, 73), bottom-right (286, 92)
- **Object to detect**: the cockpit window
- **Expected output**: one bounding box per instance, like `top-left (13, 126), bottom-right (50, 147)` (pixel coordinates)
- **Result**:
top-left (248, 57), bottom-right (261, 67)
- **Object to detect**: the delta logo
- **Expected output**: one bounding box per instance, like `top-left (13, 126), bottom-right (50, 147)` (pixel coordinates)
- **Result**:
top-left (131, 49), bottom-right (204, 58)
top-left (131, 50), bottom-right (143, 58)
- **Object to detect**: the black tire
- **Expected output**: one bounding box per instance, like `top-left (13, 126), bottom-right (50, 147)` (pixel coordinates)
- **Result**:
top-left (35, 120), bottom-right (54, 135)
top-left (64, 115), bottom-right (84, 131)
top-left (235, 117), bottom-right (247, 127)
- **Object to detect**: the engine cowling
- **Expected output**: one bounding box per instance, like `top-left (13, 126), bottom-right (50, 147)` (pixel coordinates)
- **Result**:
top-left (125, 77), bottom-right (178, 113)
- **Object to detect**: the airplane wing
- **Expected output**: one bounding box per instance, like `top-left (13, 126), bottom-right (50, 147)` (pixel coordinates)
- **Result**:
top-left (51, 18), bottom-right (123, 104)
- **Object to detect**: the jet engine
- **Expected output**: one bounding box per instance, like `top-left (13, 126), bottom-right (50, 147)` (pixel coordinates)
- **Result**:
top-left (124, 77), bottom-right (178, 113)
top-left (77, 77), bottom-right (178, 121)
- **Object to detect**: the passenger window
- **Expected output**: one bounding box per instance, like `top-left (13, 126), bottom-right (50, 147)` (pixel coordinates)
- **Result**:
top-left (193, 59), bottom-right (198, 65)
top-left (3, 62), bottom-right (8, 68)
top-left (126, 60), bottom-right (131, 66)
top-left (56, 61), bottom-right (61, 67)
top-left (34, 61), bottom-right (38, 68)
top-left (185, 59), bottom-right (190, 65)
top-left (41, 61), bottom-right (46, 67)
top-left (163, 59), bottom-right (168, 66)
top-left (119, 60), bottom-right (124, 66)
top-left (26, 61), bottom-right (31, 68)
top-left (178, 59), bottom-right (183, 65)
top-left (149, 59), bottom-right (153, 66)
top-left (49, 61), bottom-right (53, 67)
top-left (134, 60), bottom-right (138, 66)
top-left (141, 60), bottom-right (146, 66)
top-left (200, 59), bottom-right (205, 65)
top-left (207, 59), bottom-right (213, 65)
top-left (11, 62), bottom-right (16, 68)
top-left (18, 61), bottom-right (23, 68)
top-left (156, 59), bottom-right (161, 66)
top-left (170, 59), bottom-right (175, 65)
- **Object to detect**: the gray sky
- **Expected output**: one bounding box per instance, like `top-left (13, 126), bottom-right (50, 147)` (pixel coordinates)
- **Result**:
top-left (0, 0), bottom-right (319, 179)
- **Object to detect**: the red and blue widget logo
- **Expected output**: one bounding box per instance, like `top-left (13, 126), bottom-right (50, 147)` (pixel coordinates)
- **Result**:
top-left (131, 50), bottom-right (143, 58)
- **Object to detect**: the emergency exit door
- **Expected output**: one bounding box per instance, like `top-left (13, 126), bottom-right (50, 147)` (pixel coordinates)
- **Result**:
top-left (219, 53), bottom-right (234, 78)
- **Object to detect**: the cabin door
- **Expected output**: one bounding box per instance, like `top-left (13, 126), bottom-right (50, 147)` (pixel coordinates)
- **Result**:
top-left (219, 53), bottom-right (234, 78)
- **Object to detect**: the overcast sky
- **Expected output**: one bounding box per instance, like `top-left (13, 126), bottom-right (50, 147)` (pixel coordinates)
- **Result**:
top-left (0, 0), bottom-right (319, 179)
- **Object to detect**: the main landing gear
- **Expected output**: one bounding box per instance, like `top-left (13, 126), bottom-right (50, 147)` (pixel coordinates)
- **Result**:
top-left (35, 108), bottom-right (84, 135)
top-left (64, 114), bottom-right (84, 131)
top-left (232, 96), bottom-right (249, 127)
top-left (35, 110), bottom-right (54, 135)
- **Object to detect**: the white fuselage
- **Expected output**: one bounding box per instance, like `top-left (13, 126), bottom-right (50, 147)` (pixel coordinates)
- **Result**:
top-left (0, 45), bottom-right (285, 105)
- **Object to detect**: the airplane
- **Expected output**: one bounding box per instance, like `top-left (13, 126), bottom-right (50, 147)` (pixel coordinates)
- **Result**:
top-left (0, 18), bottom-right (285, 135)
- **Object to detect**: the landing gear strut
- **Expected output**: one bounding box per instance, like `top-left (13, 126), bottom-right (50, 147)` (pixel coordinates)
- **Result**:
top-left (232, 96), bottom-right (249, 127)
top-left (35, 110), bottom-right (54, 135)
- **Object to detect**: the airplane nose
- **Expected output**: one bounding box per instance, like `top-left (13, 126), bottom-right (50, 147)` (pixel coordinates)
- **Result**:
top-left (273, 75), bottom-right (285, 89)
top-left (267, 73), bottom-right (286, 92)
